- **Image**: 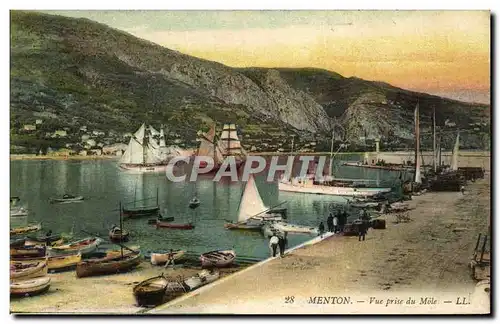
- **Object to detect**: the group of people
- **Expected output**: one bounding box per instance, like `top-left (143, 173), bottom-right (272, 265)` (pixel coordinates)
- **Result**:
top-left (269, 231), bottom-right (287, 258)
top-left (318, 208), bottom-right (371, 242)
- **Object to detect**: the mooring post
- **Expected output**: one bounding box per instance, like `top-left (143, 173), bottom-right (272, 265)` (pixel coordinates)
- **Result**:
top-left (480, 235), bottom-right (488, 264)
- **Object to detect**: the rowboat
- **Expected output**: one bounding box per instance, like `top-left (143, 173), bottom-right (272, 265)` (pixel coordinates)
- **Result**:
top-left (10, 245), bottom-right (46, 260)
top-left (10, 223), bottom-right (42, 235)
top-left (200, 250), bottom-right (236, 268)
top-left (48, 237), bottom-right (102, 256)
top-left (10, 206), bottom-right (29, 217)
top-left (76, 251), bottom-right (142, 278)
top-left (272, 222), bottom-right (319, 235)
top-left (108, 227), bottom-right (130, 242)
top-left (188, 198), bottom-right (200, 209)
top-left (150, 250), bottom-right (186, 265)
top-left (122, 205), bottom-right (160, 219)
top-left (10, 260), bottom-right (48, 281)
top-left (49, 194), bottom-right (84, 204)
top-left (183, 269), bottom-right (220, 291)
top-left (25, 234), bottom-right (64, 247)
top-left (10, 238), bottom-right (26, 248)
top-left (105, 245), bottom-right (140, 258)
top-left (11, 277), bottom-right (51, 298)
top-left (11, 253), bottom-right (82, 272)
top-left (133, 274), bottom-right (170, 307)
top-left (156, 221), bottom-right (194, 230)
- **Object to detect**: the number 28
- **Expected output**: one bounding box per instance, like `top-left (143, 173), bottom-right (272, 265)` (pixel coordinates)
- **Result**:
top-left (285, 296), bottom-right (295, 304)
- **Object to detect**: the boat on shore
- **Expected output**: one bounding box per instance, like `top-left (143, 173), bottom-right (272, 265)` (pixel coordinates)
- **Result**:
top-left (10, 238), bottom-right (26, 248)
top-left (10, 223), bottom-right (41, 235)
top-left (10, 245), bottom-right (46, 260)
top-left (49, 194), bottom-right (84, 204)
top-left (10, 277), bottom-right (51, 298)
top-left (25, 233), bottom-right (64, 247)
top-left (133, 274), bottom-right (170, 307)
top-left (109, 227), bottom-right (130, 242)
top-left (150, 250), bottom-right (186, 265)
top-left (76, 251), bottom-right (142, 278)
top-left (155, 221), bottom-right (194, 230)
top-left (183, 269), bottom-right (220, 291)
top-left (48, 237), bottom-right (102, 256)
top-left (200, 250), bottom-right (236, 268)
top-left (104, 245), bottom-right (140, 259)
top-left (10, 260), bottom-right (48, 281)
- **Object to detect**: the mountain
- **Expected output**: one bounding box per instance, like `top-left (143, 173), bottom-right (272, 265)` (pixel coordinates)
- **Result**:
top-left (10, 11), bottom-right (490, 153)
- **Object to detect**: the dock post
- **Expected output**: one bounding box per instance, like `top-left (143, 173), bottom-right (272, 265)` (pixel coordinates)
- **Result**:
top-left (480, 235), bottom-right (488, 264)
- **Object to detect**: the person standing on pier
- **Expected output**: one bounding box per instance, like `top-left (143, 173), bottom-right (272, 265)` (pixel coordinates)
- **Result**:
top-left (269, 232), bottom-right (279, 257)
top-left (318, 221), bottom-right (325, 237)
top-left (333, 214), bottom-right (339, 233)
top-left (358, 219), bottom-right (367, 241)
top-left (327, 213), bottom-right (334, 232)
top-left (164, 249), bottom-right (176, 269)
top-left (461, 185), bottom-right (466, 195)
top-left (339, 210), bottom-right (347, 233)
top-left (278, 233), bottom-right (286, 258)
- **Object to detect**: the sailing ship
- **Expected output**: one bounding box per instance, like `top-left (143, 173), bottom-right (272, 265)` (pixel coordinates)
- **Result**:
top-left (194, 123), bottom-right (247, 174)
top-left (119, 123), bottom-right (171, 173)
top-left (224, 175), bottom-right (284, 230)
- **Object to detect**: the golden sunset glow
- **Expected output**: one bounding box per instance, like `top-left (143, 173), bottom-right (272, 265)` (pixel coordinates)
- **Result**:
top-left (48, 10), bottom-right (491, 103)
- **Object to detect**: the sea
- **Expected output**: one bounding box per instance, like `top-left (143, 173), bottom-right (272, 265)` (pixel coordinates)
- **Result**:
top-left (10, 155), bottom-right (412, 261)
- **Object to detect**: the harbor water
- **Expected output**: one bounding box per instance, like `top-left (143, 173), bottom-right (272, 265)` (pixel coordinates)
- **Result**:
top-left (9, 155), bottom-right (409, 261)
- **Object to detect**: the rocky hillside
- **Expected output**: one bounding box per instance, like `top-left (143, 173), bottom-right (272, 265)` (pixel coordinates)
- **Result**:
top-left (10, 11), bottom-right (490, 152)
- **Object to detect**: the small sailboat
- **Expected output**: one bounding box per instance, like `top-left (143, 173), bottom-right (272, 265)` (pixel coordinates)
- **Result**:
top-left (189, 197), bottom-right (201, 209)
top-left (10, 277), bottom-right (51, 298)
top-left (200, 250), bottom-right (236, 268)
top-left (109, 202), bottom-right (130, 243)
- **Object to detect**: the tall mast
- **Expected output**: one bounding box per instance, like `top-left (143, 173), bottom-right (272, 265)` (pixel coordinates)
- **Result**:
top-left (119, 201), bottom-right (123, 259)
top-left (142, 123), bottom-right (148, 165)
top-left (329, 129), bottom-right (334, 177)
top-left (213, 123), bottom-right (217, 164)
top-left (414, 102), bottom-right (422, 183)
top-left (290, 135), bottom-right (295, 155)
top-left (433, 105), bottom-right (437, 172)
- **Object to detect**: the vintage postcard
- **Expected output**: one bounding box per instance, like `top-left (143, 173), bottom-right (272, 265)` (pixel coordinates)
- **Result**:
top-left (9, 9), bottom-right (490, 315)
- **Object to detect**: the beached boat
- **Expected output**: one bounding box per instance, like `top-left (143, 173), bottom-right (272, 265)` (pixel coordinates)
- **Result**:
top-left (156, 220), bottom-right (194, 230)
top-left (225, 174), bottom-right (284, 230)
top-left (11, 252), bottom-right (82, 272)
top-left (10, 223), bottom-right (41, 235)
top-left (10, 277), bottom-right (51, 298)
top-left (133, 274), bottom-right (170, 307)
top-left (10, 238), bottom-right (26, 248)
top-left (193, 123), bottom-right (247, 174)
top-left (119, 124), bottom-right (171, 173)
top-left (147, 215), bottom-right (174, 224)
top-left (105, 245), bottom-right (140, 258)
top-left (278, 175), bottom-right (392, 197)
top-left (49, 194), bottom-right (84, 204)
top-left (48, 237), bottom-right (102, 256)
top-left (10, 260), bottom-right (48, 281)
top-left (10, 206), bottom-right (29, 217)
top-left (109, 227), bottom-right (130, 242)
top-left (183, 269), bottom-right (220, 291)
top-left (25, 234), bottom-right (64, 247)
top-left (150, 250), bottom-right (186, 265)
top-left (76, 251), bottom-right (142, 278)
top-left (10, 245), bottom-right (46, 260)
top-left (200, 250), bottom-right (236, 268)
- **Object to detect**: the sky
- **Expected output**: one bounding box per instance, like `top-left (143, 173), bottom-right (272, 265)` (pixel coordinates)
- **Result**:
top-left (44, 10), bottom-right (491, 104)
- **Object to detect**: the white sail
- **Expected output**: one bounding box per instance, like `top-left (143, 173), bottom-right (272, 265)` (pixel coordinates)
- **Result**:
top-left (414, 103), bottom-right (422, 184)
top-left (451, 132), bottom-right (460, 171)
top-left (218, 124), bottom-right (246, 158)
top-left (120, 124), bottom-right (146, 164)
top-left (149, 126), bottom-right (160, 137)
top-left (237, 175), bottom-right (268, 223)
top-left (159, 128), bottom-right (166, 147)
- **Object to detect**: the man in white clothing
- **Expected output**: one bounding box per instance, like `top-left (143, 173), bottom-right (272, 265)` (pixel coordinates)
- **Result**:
top-left (333, 215), bottom-right (339, 233)
top-left (269, 232), bottom-right (279, 257)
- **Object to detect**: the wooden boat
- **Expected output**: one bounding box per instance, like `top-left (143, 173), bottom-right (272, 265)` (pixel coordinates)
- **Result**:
top-left (133, 274), bottom-right (170, 307)
top-left (156, 220), bottom-right (194, 230)
top-left (224, 222), bottom-right (263, 231)
top-left (11, 253), bottom-right (82, 272)
top-left (76, 251), bottom-right (142, 278)
top-left (48, 237), bottom-right (102, 256)
top-left (150, 250), bottom-right (186, 265)
top-left (10, 238), bottom-right (26, 248)
top-left (122, 205), bottom-right (160, 219)
top-left (11, 277), bottom-right (51, 298)
top-left (105, 245), bottom-right (140, 258)
top-left (10, 245), bottom-right (46, 260)
top-left (10, 260), bottom-right (48, 281)
top-left (25, 234), bottom-right (64, 247)
top-left (147, 215), bottom-right (174, 224)
top-left (188, 198), bottom-right (201, 209)
top-left (183, 269), bottom-right (220, 291)
top-left (109, 227), bottom-right (130, 242)
top-left (50, 194), bottom-right (84, 204)
top-left (10, 223), bottom-right (42, 235)
top-left (200, 250), bottom-right (236, 268)
top-left (272, 222), bottom-right (319, 235)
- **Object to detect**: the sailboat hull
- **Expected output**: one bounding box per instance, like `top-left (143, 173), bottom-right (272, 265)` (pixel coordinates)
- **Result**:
top-left (278, 181), bottom-right (391, 197)
top-left (119, 163), bottom-right (171, 173)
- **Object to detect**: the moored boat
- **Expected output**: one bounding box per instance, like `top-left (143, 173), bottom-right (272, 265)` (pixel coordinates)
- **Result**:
top-left (10, 223), bottom-right (42, 235)
top-left (10, 260), bottom-right (48, 282)
top-left (10, 206), bottom-right (29, 217)
top-left (183, 269), bottom-right (220, 291)
top-left (25, 233), bottom-right (64, 247)
top-left (49, 194), bottom-right (84, 204)
top-left (48, 237), bottom-right (102, 256)
top-left (150, 250), bottom-right (186, 265)
top-left (108, 227), bottom-right (130, 242)
top-left (76, 251), bottom-right (142, 278)
top-left (133, 274), bottom-right (170, 307)
top-left (156, 221), bottom-right (194, 230)
top-left (10, 277), bottom-right (51, 298)
top-left (188, 198), bottom-right (201, 209)
top-left (10, 245), bottom-right (46, 260)
top-left (200, 250), bottom-right (236, 268)
top-left (272, 222), bottom-right (319, 235)
top-left (147, 215), bottom-right (174, 224)
top-left (122, 205), bottom-right (160, 219)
